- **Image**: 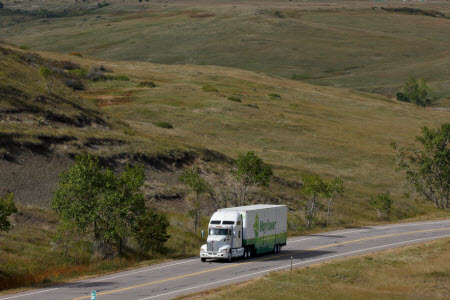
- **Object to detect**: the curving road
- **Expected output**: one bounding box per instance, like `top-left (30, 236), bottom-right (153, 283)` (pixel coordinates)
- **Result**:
top-left (2, 220), bottom-right (449, 300)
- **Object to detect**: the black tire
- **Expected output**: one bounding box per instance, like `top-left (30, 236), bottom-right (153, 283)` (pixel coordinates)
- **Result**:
top-left (201, 258), bottom-right (206, 262)
top-left (228, 253), bottom-right (232, 263)
top-left (244, 247), bottom-right (248, 259)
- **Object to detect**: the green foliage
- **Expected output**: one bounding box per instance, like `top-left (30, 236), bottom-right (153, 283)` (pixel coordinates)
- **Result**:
top-left (391, 123), bottom-right (449, 209)
top-left (202, 84), bottom-right (218, 92)
top-left (180, 168), bottom-right (209, 233)
top-left (301, 175), bottom-right (325, 229)
top-left (227, 96), bottom-right (242, 102)
top-left (323, 177), bottom-right (344, 226)
top-left (0, 193), bottom-right (17, 232)
top-left (39, 66), bottom-right (54, 93)
top-left (19, 46), bottom-right (30, 50)
top-left (369, 192), bottom-right (393, 219)
top-left (97, 1), bottom-right (110, 8)
top-left (133, 210), bottom-right (170, 253)
top-left (52, 155), bottom-right (168, 256)
top-left (67, 68), bottom-right (88, 78)
top-left (396, 77), bottom-right (436, 107)
top-left (233, 151), bottom-right (273, 205)
top-left (153, 121), bottom-right (173, 129)
top-left (113, 75), bottom-right (130, 81)
top-left (138, 81), bottom-right (157, 88)
top-left (269, 93), bottom-right (281, 99)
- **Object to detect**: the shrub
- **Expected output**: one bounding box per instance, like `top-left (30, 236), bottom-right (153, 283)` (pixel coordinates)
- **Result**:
top-left (369, 192), bottom-right (393, 219)
top-left (268, 93), bottom-right (281, 99)
top-left (113, 75), bottom-right (130, 81)
top-left (19, 45), bottom-right (30, 50)
top-left (64, 79), bottom-right (85, 90)
top-left (97, 1), bottom-right (110, 8)
top-left (227, 96), bottom-right (242, 102)
top-left (0, 2), bottom-right (4, 9)
top-left (202, 84), bottom-right (218, 92)
top-left (396, 77), bottom-right (436, 107)
top-left (153, 121), bottom-right (174, 129)
top-left (247, 104), bottom-right (259, 109)
top-left (138, 81), bottom-right (157, 88)
top-left (0, 148), bottom-right (10, 160)
top-left (87, 66), bottom-right (107, 81)
top-left (51, 60), bottom-right (80, 70)
top-left (69, 52), bottom-right (83, 57)
top-left (67, 68), bottom-right (88, 78)
top-left (0, 193), bottom-right (17, 232)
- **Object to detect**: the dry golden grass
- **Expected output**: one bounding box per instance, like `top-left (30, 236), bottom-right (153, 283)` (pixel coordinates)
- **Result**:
top-left (183, 238), bottom-right (450, 300)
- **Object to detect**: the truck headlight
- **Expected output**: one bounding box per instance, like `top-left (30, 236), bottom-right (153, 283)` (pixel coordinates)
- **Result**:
top-left (200, 248), bottom-right (204, 253)
top-left (221, 249), bottom-right (227, 253)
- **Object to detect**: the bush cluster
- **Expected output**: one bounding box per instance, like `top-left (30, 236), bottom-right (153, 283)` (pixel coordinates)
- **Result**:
top-left (202, 84), bottom-right (218, 92)
top-left (227, 96), bottom-right (242, 102)
top-left (138, 81), bottom-right (157, 88)
top-left (153, 121), bottom-right (174, 129)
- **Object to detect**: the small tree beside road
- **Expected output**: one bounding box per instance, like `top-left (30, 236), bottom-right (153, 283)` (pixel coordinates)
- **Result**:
top-left (369, 192), bottom-right (393, 219)
top-left (391, 123), bottom-right (449, 209)
top-left (0, 192), bottom-right (17, 232)
top-left (233, 151), bottom-right (273, 206)
top-left (180, 168), bottom-right (209, 234)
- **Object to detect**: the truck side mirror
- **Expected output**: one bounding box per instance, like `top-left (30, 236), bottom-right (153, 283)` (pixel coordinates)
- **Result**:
top-left (201, 230), bottom-right (204, 237)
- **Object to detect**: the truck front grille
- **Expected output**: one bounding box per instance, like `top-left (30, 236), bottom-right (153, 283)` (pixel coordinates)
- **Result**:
top-left (207, 241), bottom-right (218, 252)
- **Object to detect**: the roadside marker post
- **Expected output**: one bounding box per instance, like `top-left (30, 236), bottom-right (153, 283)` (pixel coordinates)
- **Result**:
top-left (290, 256), bottom-right (293, 272)
top-left (91, 291), bottom-right (96, 300)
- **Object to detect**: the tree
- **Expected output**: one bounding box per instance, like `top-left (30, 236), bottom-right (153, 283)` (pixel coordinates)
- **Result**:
top-left (301, 175), bottom-right (325, 229)
top-left (0, 2), bottom-right (4, 9)
top-left (233, 151), bottom-right (273, 206)
top-left (323, 177), bottom-right (344, 226)
top-left (39, 66), bottom-right (55, 94)
top-left (369, 192), bottom-right (393, 219)
top-left (180, 168), bottom-right (209, 234)
top-left (133, 210), bottom-right (170, 253)
top-left (391, 123), bottom-right (449, 209)
top-left (0, 193), bottom-right (17, 232)
top-left (396, 77), bottom-right (435, 107)
top-left (52, 154), bottom-right (169, 257)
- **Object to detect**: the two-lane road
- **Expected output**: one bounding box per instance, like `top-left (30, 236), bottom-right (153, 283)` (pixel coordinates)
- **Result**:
top-left (2, 220), bottom-right (449, 300)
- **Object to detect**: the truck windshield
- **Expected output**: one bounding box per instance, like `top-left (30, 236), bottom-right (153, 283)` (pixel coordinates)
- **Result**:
top-left (209, 228), bottom-right (228, 236)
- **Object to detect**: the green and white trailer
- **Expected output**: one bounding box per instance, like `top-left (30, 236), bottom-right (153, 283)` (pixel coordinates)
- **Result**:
top-left (200, 204), bottom-right (287, 262)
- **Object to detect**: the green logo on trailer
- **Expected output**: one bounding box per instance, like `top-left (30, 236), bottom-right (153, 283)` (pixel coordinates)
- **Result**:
top-left (253, 214), bottom-right (259, 237)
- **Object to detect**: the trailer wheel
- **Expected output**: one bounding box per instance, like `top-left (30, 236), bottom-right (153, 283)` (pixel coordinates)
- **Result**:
top-left (201, 258), bottom-right (206, 262)
top-left (276, 244), bottom-right (280, 253)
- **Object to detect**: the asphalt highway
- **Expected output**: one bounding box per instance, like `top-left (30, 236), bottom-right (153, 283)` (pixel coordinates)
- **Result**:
top-left (2, 219), bottom-right (449, 300)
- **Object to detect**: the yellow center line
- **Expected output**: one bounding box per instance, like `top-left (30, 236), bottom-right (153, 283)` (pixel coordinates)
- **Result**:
top-left (72, 227), bottom-right (450, 299)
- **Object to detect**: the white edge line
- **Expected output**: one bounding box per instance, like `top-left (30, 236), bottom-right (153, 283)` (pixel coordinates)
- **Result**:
top-left (137, 234), bottom-right (450, 300)
top-left (0, 259), bottom-right (198, 300)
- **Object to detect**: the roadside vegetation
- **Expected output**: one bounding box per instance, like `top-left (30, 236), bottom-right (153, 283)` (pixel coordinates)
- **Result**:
top-left (186, 238), bottom-right (450, 300)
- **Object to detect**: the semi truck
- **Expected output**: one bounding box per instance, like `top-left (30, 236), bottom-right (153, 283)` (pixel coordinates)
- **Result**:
top-left (200, 204), bottom-right (287, 262)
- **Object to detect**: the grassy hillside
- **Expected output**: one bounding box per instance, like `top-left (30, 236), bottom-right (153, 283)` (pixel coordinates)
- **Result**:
top-left (1, 1), bottom-right (450, 101)
top-left (31, 47), bottom-right (447, 222)
top-left (185, 238), bottom-right (450, 300)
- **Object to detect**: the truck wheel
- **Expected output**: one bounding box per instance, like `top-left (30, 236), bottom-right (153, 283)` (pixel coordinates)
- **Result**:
top-left (276, 244), bottom-right (279, 253)
top-left (201, 258), bottom-right (206, 262)
top-left (244, 248), bottom-right (248, 259)
top-left (228, 253), bottom-right (232, 263)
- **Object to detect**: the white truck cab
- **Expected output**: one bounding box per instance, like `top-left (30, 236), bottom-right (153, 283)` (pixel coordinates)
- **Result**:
top-left (200, 210), bottom-right (244, 262)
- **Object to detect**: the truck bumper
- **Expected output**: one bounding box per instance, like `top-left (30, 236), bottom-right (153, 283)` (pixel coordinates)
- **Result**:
top-left (200, 252), bottom-right (229, 259)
